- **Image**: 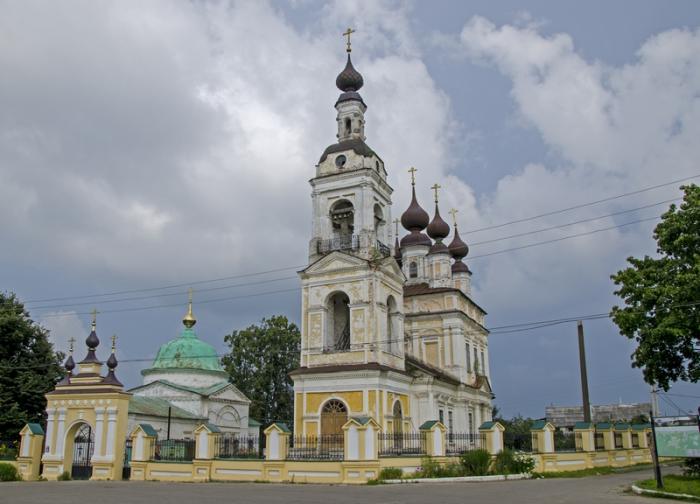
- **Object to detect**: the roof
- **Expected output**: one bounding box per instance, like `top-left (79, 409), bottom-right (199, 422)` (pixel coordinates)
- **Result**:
top-left (480, 421), bottom-right (498, 429)
top-left (319, 138), bottom-right (379, 164)
top-left (128, 396), bottom-right (204, 420)
top-left (574, 422), bottom-right (593, 429)
top-left (289, 362), bottom-right (407, 377)
top-left (420, 420), bottom-right (440, 430)
top-left (595, 422), bottom-right (613, 430)
top-left (405, 355), bottom-right (462, 387)
top-left (135, 423), bottom-right (158, 437)
top-left (614, 423), bottom-right (631, 430)
top-left (25, 423), bottom-right (44, 435)
top-left (531, 420), bottom-right (549, 430)
top-left (351, 416), bottom-right (375, 426)
top-left (248, 419), bottom-right (262, 427)
top-left (144, 327), bottom-right (223, 373)
top-left (632, 423), bottom-right (651, 431)
top-left (129, 380), bottom-right (231, 398)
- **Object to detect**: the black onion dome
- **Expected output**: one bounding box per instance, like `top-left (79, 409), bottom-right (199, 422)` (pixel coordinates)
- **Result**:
top-left (107, 352), bottom-right (118, 370)
top-left (64, 354), bottom-right (75, 373)
top-left (400, 231), bottom-right (432, 248)
top-left (86, 329), bottom-right (99, 349)
top-left (336, 54), bottom-right (364, 92)
top-left (429, 241), bottom-right (450, 255)
top-left (401, 187), bottom-right (430, 231)
top-left (448, 227), bottom-right (469, 260)
top-left (427, 205), bottom-right (450, 241)
top-left (452, 260), bottom-right (471, 274)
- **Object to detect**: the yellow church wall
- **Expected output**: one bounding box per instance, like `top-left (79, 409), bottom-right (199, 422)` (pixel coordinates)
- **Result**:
top-left (304, 421), bottom-right (318, 436)
top-left (305, 391), bottom-right (363, 415)
top-left (295, 393), bottom-right (302, 429)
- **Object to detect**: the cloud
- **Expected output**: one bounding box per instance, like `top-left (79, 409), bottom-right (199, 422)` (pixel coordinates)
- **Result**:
top-left (39, 311), bottom-right (87, 355)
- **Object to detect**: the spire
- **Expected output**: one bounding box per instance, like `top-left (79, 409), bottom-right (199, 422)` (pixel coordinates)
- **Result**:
top-left (103, 334), bottom-right (123, 386)
top-left (80, 308), bottom-right (102, 364)
top-left (427, 183), bottom-right (450, 254)
top-left (400, 168), bottom-right (432, 247)
top-left (448, 209), bottom-right (470, 273)
top-left (183, 288), bottom-right (197, 329)
top-left (336, 28), bottom-right (364, 93)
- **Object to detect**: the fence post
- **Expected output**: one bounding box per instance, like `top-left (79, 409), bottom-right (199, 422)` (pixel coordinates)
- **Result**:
top-left (531, 421), bottom-right (555, 453)
top-left (632, 424), bottom-right (650, 449)
top-left (419, 421), bottom-right (446, 457)
top-left (193, 423), bottom-right (220, 481)
top-left (479, 421), bottom-right (504, 455)
top-left (128, 424), bottom-right (157, 481)
top-left (263, 423), bottom-right (290, 461)
top-left (574, 422), bottom-right (595, 452)
top-left (595, 423), bottom-right (614, 452)
top-left (615, 423), bottom-right (632, 450)
top-left (16, 423), bottom-right (44, 481)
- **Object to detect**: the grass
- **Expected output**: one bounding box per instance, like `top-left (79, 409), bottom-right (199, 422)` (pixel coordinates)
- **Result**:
top-left (638, 475), bottom-right (700, 499)
top-left (535, 463), bottom-right (654, 479)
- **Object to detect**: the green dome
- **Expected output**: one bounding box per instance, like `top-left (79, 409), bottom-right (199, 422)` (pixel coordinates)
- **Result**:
top-left (148, 328), bottom-right (223, 372)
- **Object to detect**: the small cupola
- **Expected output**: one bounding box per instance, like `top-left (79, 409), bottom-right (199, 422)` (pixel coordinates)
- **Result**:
top-left (426, 184), bottom-right (450, 254)
top-left (400, 168), bottom-right (432, 248)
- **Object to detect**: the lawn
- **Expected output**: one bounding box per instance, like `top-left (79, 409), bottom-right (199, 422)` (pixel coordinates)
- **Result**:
top-left (638, 475), bottom-right (700, 499)
top-left (535, 463), bottom-right (653, 479)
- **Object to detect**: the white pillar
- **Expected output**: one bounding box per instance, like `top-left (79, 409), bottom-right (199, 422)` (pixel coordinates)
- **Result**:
top-left (134, 432), bottom-right (145, 461)
top-left (93, 407), bottom-right (105, 459)
top-left (105, 407), bottom-right (118, 459)
top-left (54, 408), bottom-right (67, 457)
top-left (44, 408), bottom-right (56, 457)
top-left (21, 431), bottom-right (30, 457)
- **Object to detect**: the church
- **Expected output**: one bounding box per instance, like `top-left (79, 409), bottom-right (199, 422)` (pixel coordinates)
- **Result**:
top-left (289, 35), bottom-right (494, 438)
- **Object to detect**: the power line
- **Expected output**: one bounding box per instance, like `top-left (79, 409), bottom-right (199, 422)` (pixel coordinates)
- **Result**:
top-left (21, 174), bottom-right (696, 306)
top-left (462, 173), bottom-right (698, 234)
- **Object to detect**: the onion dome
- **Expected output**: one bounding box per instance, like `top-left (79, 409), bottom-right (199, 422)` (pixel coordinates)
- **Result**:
top-left (401, 186), bottom-right (430, 231)
top-left (427, 205), bottom-right (450, 255)
top-left (57, 352), bottom-right (75, 386)
top-left (80, 313), bottom-right (101, 364)
top-left (449, 225), bottom-right (471, 274)
top-left (103, 335), bottom-right (122, 386)
top-left (336, 54), bottom-right (364, 93)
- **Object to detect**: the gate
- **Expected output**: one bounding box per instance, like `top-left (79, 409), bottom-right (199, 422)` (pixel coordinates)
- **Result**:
top-left (71, 424), bottom-right (94, 480)
top-left (122, 439), bottom-right (132, 480)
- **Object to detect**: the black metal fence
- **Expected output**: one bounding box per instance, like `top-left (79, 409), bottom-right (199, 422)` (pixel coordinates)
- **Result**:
top-left (378, 432), bottom-right (426, 457)
top-left (287, 435), bottom-right (344, 461)
top-left (554, 430), bottom-right (578, 452)
top-left (215, 434), bottom-right (262, 459)
top-left (318, 235), bottom-right (359, 254)
top-left (122, 439), bottom-right (132, 480)
top-left (151, 438), bottom-right (196, 462)
top-left (504, 432), bottom-right (532, 452)
top-left (0, 439), bottom-right (18, 460)
top-left (445, 433), bottom-right (486, 455)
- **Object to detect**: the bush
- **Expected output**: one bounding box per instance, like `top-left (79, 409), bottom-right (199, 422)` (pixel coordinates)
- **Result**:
top-left (378, 467), bottom-right (403, 480)
top-left (0, 442), bottom-right (17, 461)
top-left (460, 449), bottom-right (491, 476)
top-left (57, 471), bottom-right (71, 481)
top-left (0, 463), bottom-right (21, 482)
top-left (415, 458), bottom-right (464, 478)
top-left (493, 448), bottom-right (535, 475)
top-left (683, 458), bottom-right (700, 478)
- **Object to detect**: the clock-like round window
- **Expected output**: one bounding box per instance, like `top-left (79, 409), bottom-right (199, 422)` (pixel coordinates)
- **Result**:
top-left (335, 155), bottom-right (347, 168)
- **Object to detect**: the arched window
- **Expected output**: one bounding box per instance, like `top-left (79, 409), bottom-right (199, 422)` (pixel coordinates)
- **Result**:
top-left (321, 399), bottom-right (348, 436)
top-left (374, 204), bottom-right (385, 241)
top-left (392, 400), bottom-right (403, 434)
top-left (409, 261), bottom-right (418, 278)
top-left (330, 199), bottom-right (354, 241)
top-left (345, 117), bottom-right (351, 136)
top-left (386, 295), bottom-right (398, 353)
top-left (327, 292), bottom-right (350, 351)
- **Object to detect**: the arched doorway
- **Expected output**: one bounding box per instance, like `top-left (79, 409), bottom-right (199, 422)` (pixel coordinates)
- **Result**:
top-left (393, 400), bottom-right (403, 434)
top-left (320, 399), bottom-right (348, 436)
top-left (327, 292), bottom-right (350, 351)
top-left (70, 423), bottom-right (94, 480)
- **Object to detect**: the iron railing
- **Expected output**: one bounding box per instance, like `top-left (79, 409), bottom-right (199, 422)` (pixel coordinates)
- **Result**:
top-left (215, 434), bottom-right (261, 459)
top-left (504, 433), bottom-right (532, 452)
top-left (318, 234), bottom-right (359, 254)
top-left (378, 432), bottom-right (426, 457)
top-left (151, 438), bottom-right (196, 462)
top-left (554, 430), bottom-right (578, 452)
top-left (375, 240), bottom-right (391, 256)
top-left (0, 439), bottom-right (18, 460)
top-left (287, 435), bottom-right (344, 461)
top-left (122, 439), bottom-right (132, 480)
top-left (445, 433), bottom-right (486, 455)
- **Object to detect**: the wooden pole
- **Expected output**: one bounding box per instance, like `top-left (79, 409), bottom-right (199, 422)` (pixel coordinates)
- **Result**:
top-left (577, 321), bottom-right (592, 423)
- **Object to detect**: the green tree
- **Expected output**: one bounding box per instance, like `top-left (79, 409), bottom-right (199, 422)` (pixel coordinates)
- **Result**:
top-left (0, 292), bottom-right (64, 440)
top-left (221, 315), bottom-right (300, 426)
top-left (611, 185), bottom-right (700, 390)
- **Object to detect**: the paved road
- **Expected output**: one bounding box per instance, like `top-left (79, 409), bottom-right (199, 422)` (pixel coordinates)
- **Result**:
top-left (1, 467), bottom-right (679, 504)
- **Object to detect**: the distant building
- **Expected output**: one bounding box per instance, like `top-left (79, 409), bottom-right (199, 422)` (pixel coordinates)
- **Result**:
top-left (546, 403), bottom-right (651, 430)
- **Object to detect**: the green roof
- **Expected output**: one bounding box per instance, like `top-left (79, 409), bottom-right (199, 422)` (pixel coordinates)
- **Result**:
top-left (595, 422), bottom-right (612, 430)
top-left (479, 421), bottom-right (497, 429)
top-left (632, 423), bottom-right (651, 431)
top-left (203, 423), bottom-right (221, 433)
top-left (574, 422), bottom-right (593, 429)
top-left (26, 423), bottom-right (44, 435)
top-left (145, 328), bottom-right (223, 373)
top-left (351, 416), bottom-right (374, 426)
top-left (136, 424), bottom-right (158, 437)
top-left (531, 420), bottom-right (549, 430)
top-left (249, 419), bottom-right (261, 427)
top-left (272, 422), bottom-right (291, 433)
top-left (614, 423), bottom-right (631, 431)
top-left (420, 420), bottom-right (440, 430)
top-left (129, 396), bottom-right (204, 420)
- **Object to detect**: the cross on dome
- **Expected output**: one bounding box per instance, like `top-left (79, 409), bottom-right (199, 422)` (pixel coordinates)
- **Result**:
top-left (343, 27), bottom-right (355, 53)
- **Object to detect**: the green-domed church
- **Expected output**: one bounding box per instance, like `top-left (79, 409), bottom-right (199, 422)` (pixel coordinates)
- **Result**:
top-left (126, 294), bottom-right (258, 438)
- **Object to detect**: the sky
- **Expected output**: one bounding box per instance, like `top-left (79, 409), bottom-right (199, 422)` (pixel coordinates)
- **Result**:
top-left (2, 0), bottom-right (700, 419)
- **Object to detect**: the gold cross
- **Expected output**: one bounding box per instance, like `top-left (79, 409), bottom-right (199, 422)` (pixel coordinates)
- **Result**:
top-left (110, 334), bottom-right (117, 351)
top-left (68, 337), bottom-right (76, 354)
top-left (393, 218), bottom-right (400, 236)
top-left (188, 287), bottom-right (194, 303)
top-left (449, 208), bottom-right (458, 227)
top-left (343, 27), bottom-right (356, 53)
top-left (408, 167), bottom-right (417, 185)
top-left (90, 308), bottom-right (100, 329)
top-left (430, 183), bottom-right (441, 203)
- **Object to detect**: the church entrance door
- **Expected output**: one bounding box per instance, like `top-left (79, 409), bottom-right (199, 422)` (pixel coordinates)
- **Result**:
top-left (320, 400), bottom-right (348, 437)
top-left (71, 423), bottom-right (94, 480)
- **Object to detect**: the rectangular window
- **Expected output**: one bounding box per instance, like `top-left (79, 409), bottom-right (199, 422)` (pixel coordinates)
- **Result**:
top-left (439, 409), bottom-right (444, 425)
top-left (469, 412), bottom-right (474, 434)
top-left (481, 350), bottom-right (486, 375)
top-left (466, 343), bottom-right (471, 372)
top-left (474, 348), bottom-right (479, 373)
top-left (448, 411), bottom-right (453, 434)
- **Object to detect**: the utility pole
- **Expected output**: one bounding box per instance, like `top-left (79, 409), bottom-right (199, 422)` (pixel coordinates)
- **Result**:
top-left (577, 321), bottom-right (592, 423)
top-left (649, 409), bottom-right (664, 489)
top-left (650, 387), bottom-right (660, 418)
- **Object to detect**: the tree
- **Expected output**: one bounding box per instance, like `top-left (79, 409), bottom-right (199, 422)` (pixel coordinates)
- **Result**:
top-left (221, 315), bottom-right (300, 426)
top-left (0, 292), bottom-right (64, 440)
top-left (611, 184), bottom-right (700, 390)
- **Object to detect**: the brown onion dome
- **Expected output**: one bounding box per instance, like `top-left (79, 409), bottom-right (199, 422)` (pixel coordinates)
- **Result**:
top-left (401, 186), bottom-right (430, 232)
top-left (57, 354), bottom-right (75, 385)
top-left (400, 231), bottom-right (432, 248)
top-left (103, 348), bottom-right (122, 386)
top-left (452, 260), bottom-right (471, 274)
top-left (448, 227), bottom-right (469, 260)
top-left (336, 54), bottom-right (364, 92)
top-left (80, 326), bottom-right (101, 364)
